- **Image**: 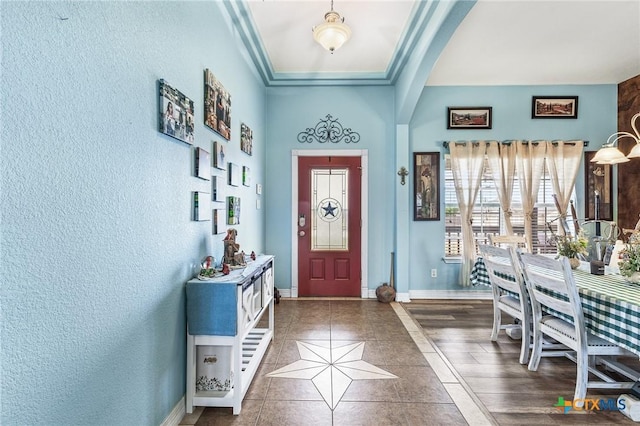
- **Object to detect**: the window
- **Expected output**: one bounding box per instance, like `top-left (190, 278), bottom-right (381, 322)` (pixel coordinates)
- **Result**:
top-left (444, 155), bottom-right (571, 257)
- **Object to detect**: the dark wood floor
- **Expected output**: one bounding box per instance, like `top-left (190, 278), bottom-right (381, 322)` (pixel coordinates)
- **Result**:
top-left (403, 299), bottom-right (639, 425)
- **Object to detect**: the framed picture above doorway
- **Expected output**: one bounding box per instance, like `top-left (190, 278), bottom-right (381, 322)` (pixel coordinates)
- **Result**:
top-left (532, 96), bottom-right (578, 119)
top-left (447, 107), bottom-right (492, 129)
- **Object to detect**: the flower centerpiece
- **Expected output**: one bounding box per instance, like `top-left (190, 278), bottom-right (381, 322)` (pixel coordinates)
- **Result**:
top-left (556, 232), bottom-right (588, 269)
top-left (619, 242), bottom-right (640, 283)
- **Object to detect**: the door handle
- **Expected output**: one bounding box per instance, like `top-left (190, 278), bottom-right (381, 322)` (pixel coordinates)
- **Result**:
top-left (298, 230), bottom-right (306, 237)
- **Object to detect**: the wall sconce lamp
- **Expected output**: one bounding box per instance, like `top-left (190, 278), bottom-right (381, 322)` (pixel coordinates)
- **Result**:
top-left (591, 112), bottom-right (640, 164)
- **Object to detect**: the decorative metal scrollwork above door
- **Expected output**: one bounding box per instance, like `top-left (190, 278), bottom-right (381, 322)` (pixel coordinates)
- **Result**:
top-left (297, 114), bottom-right (360, 144)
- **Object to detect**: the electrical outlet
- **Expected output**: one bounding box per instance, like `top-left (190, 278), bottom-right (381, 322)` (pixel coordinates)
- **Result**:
top-left (431, 268), bottom-right (437, 278)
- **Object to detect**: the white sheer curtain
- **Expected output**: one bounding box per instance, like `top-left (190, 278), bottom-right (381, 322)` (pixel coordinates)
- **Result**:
top-left (516, 141), bottom-right (547, 250)
top-left (546, 141), bottom-right (583, 235)
top-left (486, 142), bottom-right (517, 235)
top-left (450, 141), bottom-right (487, 286)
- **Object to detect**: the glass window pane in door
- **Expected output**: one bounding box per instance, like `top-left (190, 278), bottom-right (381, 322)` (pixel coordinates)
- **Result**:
top-left (311, 168), bottom-right (348, 251)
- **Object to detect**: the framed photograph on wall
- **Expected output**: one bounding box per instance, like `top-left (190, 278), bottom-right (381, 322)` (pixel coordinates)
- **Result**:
top-left (212, 209), bottom-right (225, 234)
top-left (212, 141), bottom-right (226, 170)
top-left (159, 79), bottom-right (195, 145)
top-left (584, 151), bottom-right (613, 221)
top-left (227, 196), bottom-right (240, 225)
top-left (193, 192), bottom-right (211, 221)
top-left (204, 69), bottom-right (231, 140)
top-left (447, 107), bottom-right (492, 129)
top-left (242, 166), bottom-right (251, 187)
top-left (240, 123), bottom-right (253, 155)
top-left (532, 96), bottom-right (578, 119)
top-left (413, 152), bottom-right (440, 221)
top-left (211, 175), bottom-right (224, 202)
top-left (228, 163), bottom-right (240, 187)
top-left (195, 147), bottom-right (210, 180)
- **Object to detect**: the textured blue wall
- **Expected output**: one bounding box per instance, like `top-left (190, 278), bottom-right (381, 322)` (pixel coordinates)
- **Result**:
top-left (409, 84), bottom-right (617, 290)
top-left (1, 2), bottom-right (265, 424)
top-left (265, 86), bottom-right (396, 292)
top-left (1, 1), bottom-right (622, 423)
top-left (262, 84), bottom-right (618, 294)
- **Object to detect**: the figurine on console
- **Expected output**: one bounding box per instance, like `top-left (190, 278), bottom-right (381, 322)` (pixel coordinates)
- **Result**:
top-left (223, 228), bottom-right (246, 267)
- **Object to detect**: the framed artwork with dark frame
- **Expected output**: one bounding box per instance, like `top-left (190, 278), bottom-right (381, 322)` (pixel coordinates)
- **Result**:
top-left (447, 107), bottom-right (492, 129)
top-left (532, 96), bottom-right (578, 119)
top-left (584, 151), bottom-right (613, 221)
top-left (413, 152), bottom-right (440, 221)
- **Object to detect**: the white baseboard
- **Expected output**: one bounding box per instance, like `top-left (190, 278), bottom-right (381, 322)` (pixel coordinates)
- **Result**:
top-left (277, 288), bottom-right (292, 298)
top-left (161, 396), bottom-right (185, 426)
top-left (407, 289), bottom-right (492, 300)
top-left (368, 289), bottom-right (487, 302)
top-left (394, 292), bottom-right (411, 302)
top-left (278, 288), bottom-right (489, 301)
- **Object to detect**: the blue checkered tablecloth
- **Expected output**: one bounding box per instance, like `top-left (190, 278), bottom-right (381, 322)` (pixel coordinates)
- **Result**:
top-left (471, 257), bottom-right (640, 356)
top-left (573, 270), bottom-right (640, 357)
top-left (470, 257), bottom-right (493, 286)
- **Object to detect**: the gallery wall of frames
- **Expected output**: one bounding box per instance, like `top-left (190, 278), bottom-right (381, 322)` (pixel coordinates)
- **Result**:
top-left (158, 69), bottom-right (258, 237)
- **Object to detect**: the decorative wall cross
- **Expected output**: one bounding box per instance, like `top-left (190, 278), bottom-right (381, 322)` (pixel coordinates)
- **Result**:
top-left (397, 167), bottom-right (408, 185)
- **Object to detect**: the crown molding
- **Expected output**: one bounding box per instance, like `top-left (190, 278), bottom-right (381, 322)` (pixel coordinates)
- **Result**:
top-left (222, 0), bottom-right (441, 87)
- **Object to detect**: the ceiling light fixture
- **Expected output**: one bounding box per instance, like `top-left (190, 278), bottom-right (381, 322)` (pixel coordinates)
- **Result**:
top-left (591, 112), bottom-right (640, 164)
top-left (312, 0), bottom-right (351, 54)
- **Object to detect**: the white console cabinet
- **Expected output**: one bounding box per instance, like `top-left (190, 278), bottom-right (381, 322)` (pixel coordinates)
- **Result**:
top-left (185, 255), bottom-right (274, 414)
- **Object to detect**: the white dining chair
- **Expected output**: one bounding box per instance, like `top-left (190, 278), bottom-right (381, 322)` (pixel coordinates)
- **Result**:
top-left (479, 244), bottom-right (531, 364)
top-left (489, 234), bottom-right (530, 252)
top-left (517, 252), bottom-right (636, 406)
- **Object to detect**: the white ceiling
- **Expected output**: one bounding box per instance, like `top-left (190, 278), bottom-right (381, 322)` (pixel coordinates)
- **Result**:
top-left (244, 0), bottom-right (640, 86)
top-left (248, 0), bottom-right (415, 74)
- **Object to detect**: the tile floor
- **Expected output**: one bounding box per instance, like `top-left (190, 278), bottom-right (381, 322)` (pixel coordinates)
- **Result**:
top-left (180, 299), bottom-right (493, 426)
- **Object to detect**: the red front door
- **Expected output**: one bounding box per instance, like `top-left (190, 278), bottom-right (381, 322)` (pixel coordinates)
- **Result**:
top-left (298, 156), bottom-right (362, 296)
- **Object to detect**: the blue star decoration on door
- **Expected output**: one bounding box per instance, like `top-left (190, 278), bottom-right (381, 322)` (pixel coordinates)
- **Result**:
top-left (317, 198), bottom-right (341, 222)
top-left (322, 202), bottom-right (337, 217)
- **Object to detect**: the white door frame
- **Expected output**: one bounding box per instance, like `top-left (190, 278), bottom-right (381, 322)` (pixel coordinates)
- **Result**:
top-left (291, 149), bottom-right (369, 298)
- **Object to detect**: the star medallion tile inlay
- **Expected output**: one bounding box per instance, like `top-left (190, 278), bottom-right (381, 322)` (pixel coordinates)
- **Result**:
top-left (267, 341), bottom-right (397, 409)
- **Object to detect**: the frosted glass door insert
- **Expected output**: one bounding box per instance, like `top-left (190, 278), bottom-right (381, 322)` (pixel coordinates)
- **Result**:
top-left (311, 168), bottom-right (348, 251)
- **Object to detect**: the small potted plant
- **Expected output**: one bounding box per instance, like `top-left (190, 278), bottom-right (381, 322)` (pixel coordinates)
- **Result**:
top-left (556, 232), bottom-right (588, 269)
top-left (619, 242), bottom-right (640, 283)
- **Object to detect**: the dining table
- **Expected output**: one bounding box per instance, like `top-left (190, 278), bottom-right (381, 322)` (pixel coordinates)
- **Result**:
top-left (471, 257), bottom-right (640, 357)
